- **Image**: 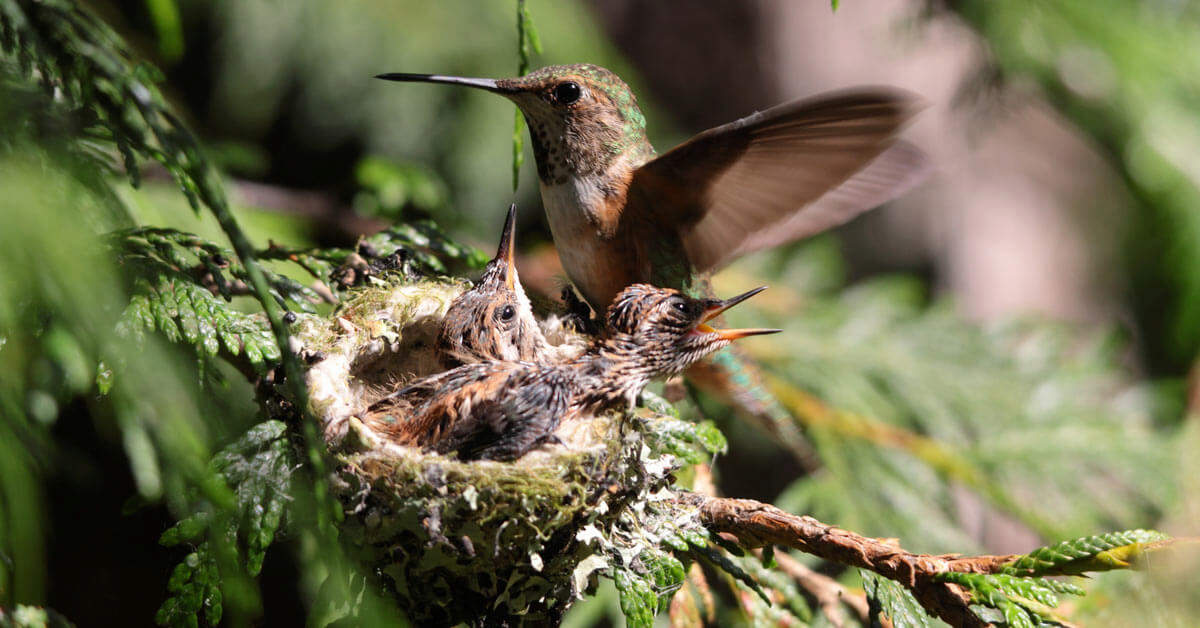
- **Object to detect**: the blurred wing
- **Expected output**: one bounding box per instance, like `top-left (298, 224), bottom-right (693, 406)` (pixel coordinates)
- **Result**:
top-left (721, 140), bottom-right (929, 262)
top-left (628, 88), bottom-right (927, 273)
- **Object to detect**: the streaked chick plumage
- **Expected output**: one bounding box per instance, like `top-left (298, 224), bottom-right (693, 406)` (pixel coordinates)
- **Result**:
top-left (365, 284), bottom-right (779, 461)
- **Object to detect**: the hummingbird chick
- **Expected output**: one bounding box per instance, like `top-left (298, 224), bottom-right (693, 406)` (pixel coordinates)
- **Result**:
top-left (436, 204), bottom-right (550, 368)
top-left (365, 284), bottom-right (779, 461)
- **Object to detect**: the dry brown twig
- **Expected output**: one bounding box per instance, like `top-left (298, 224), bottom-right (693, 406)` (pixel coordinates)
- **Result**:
top-left (683, 465), bottom-right (872, 627)
top-left (768, 550), bottom-right (870, 628)
top-left (680, 492), bottom-right (1026, 627)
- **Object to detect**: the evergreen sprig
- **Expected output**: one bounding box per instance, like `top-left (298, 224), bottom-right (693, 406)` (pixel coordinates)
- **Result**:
top-left (731, 552), bottom-right (814, 624)
top-left (858, 530), bottom-right (1173, 627)
top-left (254, 219), bottom-right (486, 296)
top-left (113, 228), bottom-right (321, 311)
top-left (0, 0), bottom-right (221, 212)
top-left (157, 421), bottom-right (297, 627)
top-left (156, 542), bottom-right (223, 627)
top-left (862, 571), bottom-right (939, 628)
top-left (110, 228), bottom-right (324, 373)
top-left (510, 0), bottom-right (543, 190)
top-left (936, 572), bottom-right (1079, 628)
top-left (1001, 529), bottom-right (1172, 577)
top-left (749, 245), bottom-right (1175, 546)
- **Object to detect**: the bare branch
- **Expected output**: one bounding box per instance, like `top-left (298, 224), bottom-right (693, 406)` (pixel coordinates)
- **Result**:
top-left (769, 551), bottom-right (870, 628)
top-left (682, 493), bottom-right (1022, 627)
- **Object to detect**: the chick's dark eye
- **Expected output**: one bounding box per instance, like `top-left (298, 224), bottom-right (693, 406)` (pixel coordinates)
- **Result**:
top-left (671, 300), bottom-right (688, 313)
top-left (553, 81), bottom-right (582, 105)
top-left (500, 305), bottom-right (516, 321)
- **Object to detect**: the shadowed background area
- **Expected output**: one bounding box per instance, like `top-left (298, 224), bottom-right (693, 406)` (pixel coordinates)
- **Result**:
top-left (5, 0), bottom-right (1199, 625)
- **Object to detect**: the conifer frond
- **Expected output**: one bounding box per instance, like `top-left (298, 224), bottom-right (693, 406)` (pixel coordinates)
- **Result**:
top-left (936, 571), bottom-right (1081, 626)
top-left (1002, 529), bottom-right (1173, 577)
top-left (862, 571), bottom-right (942, 628)
top-left (0, 0), bottom-right (224, 212)
top-left (109, 229), bottom-right (311, 372)
top-left (255, 219), bottom-right (486, 293)
top-left (859, 530), bottom-right (1176, 626)
top-left (727, 247), bottom-right (1175, 546)
top-left (156, 543), bottom-right (223, 627)
top-left (157, 421), bottom-right (297, 627)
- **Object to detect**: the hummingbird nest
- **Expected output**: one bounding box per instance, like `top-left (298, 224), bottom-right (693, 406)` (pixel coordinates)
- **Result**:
top-left (292, 277), bottom-right (722, 626)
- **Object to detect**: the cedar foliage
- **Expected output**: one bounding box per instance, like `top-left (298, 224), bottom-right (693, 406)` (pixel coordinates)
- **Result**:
top-left (0, 1), bottom-right (1193, 626)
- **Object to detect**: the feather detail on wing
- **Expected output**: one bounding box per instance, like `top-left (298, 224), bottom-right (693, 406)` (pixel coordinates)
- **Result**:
top-left (711, 140), bottom-right (929, 266)
top-left (627, 88), bottom-right (927, 273)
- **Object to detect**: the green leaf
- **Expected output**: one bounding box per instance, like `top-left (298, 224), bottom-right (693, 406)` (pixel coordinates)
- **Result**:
top-left (937, 571), bottom-right (1082, 626)
top-left (642, 417), bottom-right (729, 464)
top-left (160, 512), bottom-right (212, 547)
top-left (520, 1), bottom-right (543, 55)
top-left (692, 420), bottom-right (728, 455)
top-left (613, 567), bottom-right (656, 628)
top-left (157, 421), bottom-right (296, 625)
top-left (861, 570), bottom-right (943, 628)
top-left (760, 544), bottom-right (776, 568)
top-left (1002, 529), bottom-right (1172, 576)
top-left (157, 544), bottom-right (220, 627)
top-left (641, 550), bottom-right (687, 612)
top-left (510, 0), bottom-right (541, 191)
top-left (144, 0), bottom-right (184, 62)
top-left (111, 228), bottom-right (293, 373)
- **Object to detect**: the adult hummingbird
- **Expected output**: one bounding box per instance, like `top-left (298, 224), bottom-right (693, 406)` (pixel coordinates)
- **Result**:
top-left (377, 64), bottom-right (926, 310)
top-left (368, 283), bottom-right (778, 461)
top-left (377, 64), bottom-right (926, 460)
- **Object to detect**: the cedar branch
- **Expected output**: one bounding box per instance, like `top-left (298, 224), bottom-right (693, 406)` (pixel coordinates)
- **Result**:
top-left (682, 493), bottom-right (1023, 627)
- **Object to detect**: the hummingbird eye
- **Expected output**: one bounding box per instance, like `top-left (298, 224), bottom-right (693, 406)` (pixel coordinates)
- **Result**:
top-left (499, 305), bottom-right (517, 321)
top-left (552, 81), bottom-right (582, 105)
top-left (671, 299), bottom-right (688, 314)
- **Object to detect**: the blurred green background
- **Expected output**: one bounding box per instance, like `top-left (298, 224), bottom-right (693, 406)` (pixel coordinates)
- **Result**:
top-left (3, 0), bottom-right (1200, 625)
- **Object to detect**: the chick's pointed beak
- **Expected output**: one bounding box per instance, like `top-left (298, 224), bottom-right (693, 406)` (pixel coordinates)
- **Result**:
top-left (495, 204), bottom-right (518, 290)
top-left (374, 73), bottom-right (516, 95)
top-left (693, 286), bottom-right (781, 340)
top-left (709, 327), bottom-right (782, 340)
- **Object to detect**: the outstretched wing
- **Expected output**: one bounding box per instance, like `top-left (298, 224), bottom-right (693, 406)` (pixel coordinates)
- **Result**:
top-left (627, 88), bottom-right (927, 273)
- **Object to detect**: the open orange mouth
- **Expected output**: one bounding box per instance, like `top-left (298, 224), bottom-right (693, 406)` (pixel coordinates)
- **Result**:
top-left (692, 287), bottom-right (781, 340)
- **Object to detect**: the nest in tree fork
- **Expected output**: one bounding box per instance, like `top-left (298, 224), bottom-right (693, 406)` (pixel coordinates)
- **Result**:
top-left (293, 277), bottom-right (714, 625)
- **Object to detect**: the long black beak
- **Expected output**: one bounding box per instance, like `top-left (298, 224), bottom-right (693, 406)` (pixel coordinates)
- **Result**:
top-left (701, 286), bottom-right (768, 323)
top-left (696, 286), bottom-right (781, 340)
top-left (375, 73), bottom-right (507, 94)
top-left (495, 204), bottom-right (518, 290)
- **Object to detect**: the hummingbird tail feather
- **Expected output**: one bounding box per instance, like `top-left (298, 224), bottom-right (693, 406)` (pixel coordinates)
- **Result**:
top-left (687, 347), bottom-right (819, 470)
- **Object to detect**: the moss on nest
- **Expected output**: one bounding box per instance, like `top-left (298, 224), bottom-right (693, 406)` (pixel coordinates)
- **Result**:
top-left (327, 409), bottom-right (722, 626)
top-left (296, 276), bottom-right (726, 625)
top-left (295, 277), bottom-right (468, 439)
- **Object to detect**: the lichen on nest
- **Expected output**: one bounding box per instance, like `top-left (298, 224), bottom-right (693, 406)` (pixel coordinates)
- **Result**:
top-left (294, 275), bottom-right (726, 625)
